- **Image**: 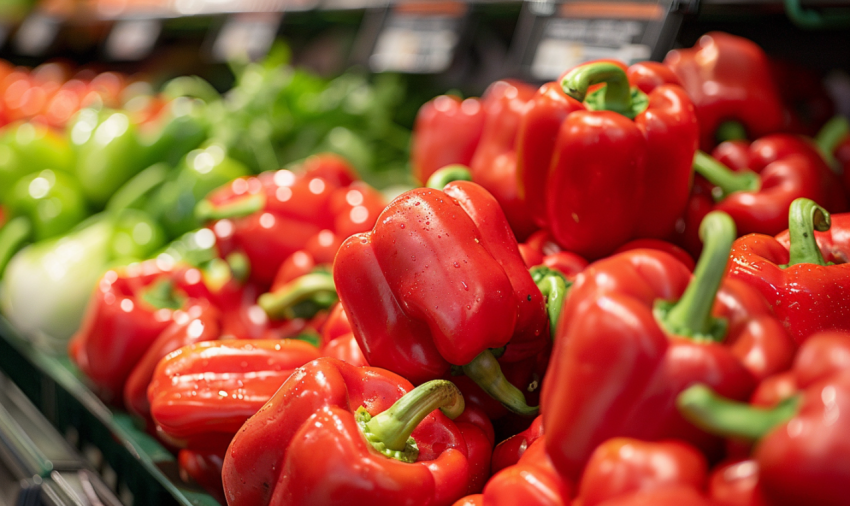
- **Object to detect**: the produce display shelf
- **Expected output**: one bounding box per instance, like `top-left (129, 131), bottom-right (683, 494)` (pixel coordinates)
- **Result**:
top-left (0, 316), bottom-right (221, 506)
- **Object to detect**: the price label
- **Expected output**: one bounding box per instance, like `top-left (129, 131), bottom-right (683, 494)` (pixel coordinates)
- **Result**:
top-left (105, 19), bottom-right (161, 61)
top-left (511, 0), bottom-right (687, 81)
top-left (13, 13), bottom-right (60, 57)
top-left (368, 2), bottom-right (467, 74)
top-left (212, 13), bottom-right (282, 62)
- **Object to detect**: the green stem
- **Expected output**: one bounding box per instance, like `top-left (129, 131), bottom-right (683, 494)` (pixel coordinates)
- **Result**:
top-left (815, 116), bottom-right (849, 168)
top-left (560, 62), bottom-right (633, 118)
top-left (715, 121), bottom-right (748, 143)
top-left (0, 217), bottom-right (33, 277)
top-left (655, 211), bottom-right (736, 342)
top-left (140, 279), bottom-right (185, 311)
top-left (425, 165), bottom-right (472, 189)
top-left (258, 271), bottom-right (338, 320)
top-left (693, 151), bottom-right (761, 201)
top-left (462, 349), bottom-right (539, 416)
top-left (226, 251), bottom-right (250, 283)
top-left (357, 379), bottom-right (464, 462)
top-left (677, 384), bottom-right (800, 440)
top-left (194, 193), bottom-right (265, 222)
top-left (530, 266), bottom-right (570, 339)
top-left (784, 198), bottom-right (831, 267)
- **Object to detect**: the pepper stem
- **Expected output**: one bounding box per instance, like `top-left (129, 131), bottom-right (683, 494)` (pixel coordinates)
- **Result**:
top-left (140, 279), bottom-right (185, 311)
top-left (357, 379), bottom-right (464, 462)
top-left (815, 116), bottom-right (849, 167)
top-left (426, 165), bottom-right (473, 189)
top-left (560, 62), bottom-right (636, 118)
top-left (258, 271), bottom-right (338, 320)
top-left (462, 349), bottom-right (539, 416)
top-left (693, 151), bottom-right (761, 201)
top-left (194, 193), bottom-right (265, 222)
top-left (530, 266), bottom-right (571, 339)
top-left (0, 217), bottom-right (32, 276)
top-left (677, 384), bottom-right (800, 440)
top-left (784, 198), bottom-right (831, 267)
top-left (715, 121), bottom-right (748, 143)
top-left (655, 211), bottom-right (735, 342)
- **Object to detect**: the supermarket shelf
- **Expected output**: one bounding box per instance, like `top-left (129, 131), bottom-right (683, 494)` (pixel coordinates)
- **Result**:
top-left (0, 317), bottom-right (221, 506)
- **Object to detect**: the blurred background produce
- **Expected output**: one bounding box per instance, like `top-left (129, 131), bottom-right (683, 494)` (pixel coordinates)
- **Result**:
top-left (0, 0), bottom-right (848, 504)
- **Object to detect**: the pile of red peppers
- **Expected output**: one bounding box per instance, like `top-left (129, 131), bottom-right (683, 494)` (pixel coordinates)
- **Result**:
top-left (61, 31), bottom-right (850, 506)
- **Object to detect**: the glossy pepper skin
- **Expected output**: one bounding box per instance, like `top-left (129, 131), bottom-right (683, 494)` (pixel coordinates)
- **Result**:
top-left (708, 460), bottom-right (766, 506)
top-left (412, 95), bottom-right (485, 184)
top-left (319, 303), bottom-right (368, 366)
top-left (68, 261), bottom-right (193, 404)
top-left (664, 32), bottom-right (786, 150)
top-left (685, 135), bottom-right (846, 242)
top-left (469, 80), bottom-right (539, 240)
top-left (516, 61), bottom-right (698, 258)
top-left (198, 154), bottom-right (385, 285)
top-left (334, 181), bottom-right (548, 409)
top-left (542, 213), bottom-right (792, 481)
top-left (148, 339), bottom-right (321, 453)
top-left (577, 438), bottom-right (707, 506)
top-left (455, 437), bottom-right (570, 506)
top-left (679, 373), bottom-right (850, 505)
top-left (178, 450), bottom-right (226, 504)
top-left (222, 357), bottom-right (484, 506)
top-left (727, 199), bottom-right (850, 343)
top-left (595, 487), bottom-right (722, 506)
top-left (751, 331), bottom-right (850, 410)
top-left (123, 302), bottom-right (221, 421)
top-left (491, 415), bottom-right (544, 473)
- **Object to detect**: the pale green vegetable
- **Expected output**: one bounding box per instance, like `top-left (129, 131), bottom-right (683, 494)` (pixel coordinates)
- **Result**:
top-left (1, 219), bottom-right (112, 349)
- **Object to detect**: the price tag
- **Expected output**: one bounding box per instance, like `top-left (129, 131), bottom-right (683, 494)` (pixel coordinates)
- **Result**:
top-left (105, 19), bottom-right (161, 61)
top-left (511, 0), bottom-right (689, 81)
top-left (212, 13), bottom-right (282, 62)
top-left (13, 13), bottom-right (60, 57)
top-left (368, 2), bottom-right (467, 74)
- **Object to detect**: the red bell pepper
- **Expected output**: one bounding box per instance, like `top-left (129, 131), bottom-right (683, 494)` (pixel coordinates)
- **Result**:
top-left (708, 459), bottom-right (766, 506)
top-left (542, 212), bottom-right (793, 481)
top-left (268, 229), bottom-right (342, 289)
top-left (123, 301), bottom-right (221, 421)
top-left (491, 415), bottom-right (544, 473)
top-left (727, 198), bottom-right (850, 343)
top-left (69, 261), bottom-right (194, 404)
top-left (664, 32), bottom-right (786, 150)
top-left (678, 371), bottom-right (850, 505)
top-left (469, 80), bottom-right (539, 240)
top-left (148, 339), bottom-right (321, 453)
top-left (577, 438), bottom-right (707, 506)
top-left (614, 239), bottom-right (695, 271)
top-left (318, 302), bottom-right (368, 366)
top-left (453, 437), bottom-right (570, 506)
top-left (334, 181), bottom-right (548, 414)
top-left (222, 357), bottom-right (488, 506)
top-left (516, 60), bottom-right (698, 259)
top-left (752, 331), bottom-right (850, 409)
top-left (684, 135), bottom-right (846, 242)
top-left (178, 450), bottom-right (226, 504)
top-left (412, 95), bottom-right (485, 185)
top-left (594, 488), bottom-right (722, 506)
top-left (197, 154), bottom-right (385, 285)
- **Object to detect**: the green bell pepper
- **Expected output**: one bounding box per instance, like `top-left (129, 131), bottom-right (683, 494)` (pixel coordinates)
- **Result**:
top-left (145, 143), bottom-right (249, 238)
top-left (0, 122), bottom-right (74, 201)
